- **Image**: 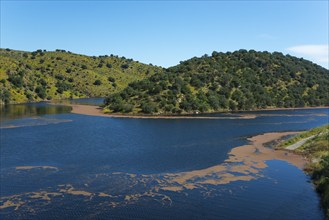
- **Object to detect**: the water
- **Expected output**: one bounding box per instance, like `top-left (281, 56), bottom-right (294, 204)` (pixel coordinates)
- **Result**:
top-left (0, 102), bottom-right (328, 219)
top-left (53, 97), bottom-right (105, 106)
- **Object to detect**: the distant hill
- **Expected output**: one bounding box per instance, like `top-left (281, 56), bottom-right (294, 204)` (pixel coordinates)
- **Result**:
top-left (0, 49), bottom-right (163, 104)
top-left (104, 50), bottom-right (329, 114)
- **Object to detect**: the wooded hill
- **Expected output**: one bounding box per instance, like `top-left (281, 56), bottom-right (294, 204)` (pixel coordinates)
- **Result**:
top-left (0, 49), bottom-right (163, 104)
top-left (104, 50), bottom-right (329, 114)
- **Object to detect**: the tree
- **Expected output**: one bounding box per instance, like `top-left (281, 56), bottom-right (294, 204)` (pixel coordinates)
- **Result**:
top-left (93, 79), bottom-right (102, 86)
top-left (35, 86), bottom-right (47, 99)
top-left (108, 76), bottom-right (115, 82)
top-left (121, 64), bottom-right (129, 69)
top-left (0, 89), bottom-right (10, 104)
top-left (229, 100), bottom-right (237, 111)
top-left (141, 102), bottom-right (158, 114)
top-left (8, 75), bottom-right (24, 88)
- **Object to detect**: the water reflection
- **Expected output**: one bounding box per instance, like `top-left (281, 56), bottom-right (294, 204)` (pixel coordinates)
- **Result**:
top-left (52, 97), bottom-right (104, 106)
top-left (0, 103), bottom-right (71, 121)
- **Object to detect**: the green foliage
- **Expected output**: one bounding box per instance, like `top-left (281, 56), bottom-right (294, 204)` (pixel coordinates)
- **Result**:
top-left (35, 86), bottom-right (46, 99)
top-left (8, 74), bottom-right (24, 88)
top-left (279, 125), bottom-right (329, 149)
top-left (108, 76), bottom-right (115, 83)
top-left (121, 64), bottom-right (129, 69)
top-left (313, 154), bottom-right (329, 219)
top-left (0, 88), bottom-right (10, 104)
top-left (93, 79), bottom-right (102, 86)
top-left (0, 48), bottom-right (162, 104)
top-left (56, 81), bottom-right (71, 94)
top-left (105, 50), bottom-right (329, 114)
top-left (141, 102), bottom-right (158, 114)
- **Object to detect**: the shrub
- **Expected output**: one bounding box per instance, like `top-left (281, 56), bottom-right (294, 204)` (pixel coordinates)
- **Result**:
top-left (141, 102), bottom-right (158, 114)
top-left (108, 76), bottom-right (115, 82)
top-left (93, 79), bottom-right (102, 86)
top-left (35, 86), bottom-right (47, 99)
top-left (121, 64), bottom-right (129, 69)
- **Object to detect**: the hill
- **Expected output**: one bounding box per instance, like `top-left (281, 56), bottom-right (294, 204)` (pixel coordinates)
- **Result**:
top-left (0, 49), bottom-right (163, 104)
top-left (104, 50), bottom-right (329, 114)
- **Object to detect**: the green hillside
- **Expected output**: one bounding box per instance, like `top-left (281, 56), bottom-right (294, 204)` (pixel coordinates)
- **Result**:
top-left (104, 50), bottom-right (329, 114)
top-left (0, 48), bottom-right (163, 104)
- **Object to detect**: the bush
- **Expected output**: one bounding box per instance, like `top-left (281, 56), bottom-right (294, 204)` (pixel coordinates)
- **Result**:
top-left (93, 79), bottom-right (102, 86)
top-left (56, 81), bottom-right (71, 94)
top-left (0, 89), bottom-right (10, 104)
top-left (35, 86), bottom-right (47, 99)
top-left (141, 102), bottom-right (158, 114)
top-left (8, 75), bottom-right (24, 88)
top-left (108, 76), bottom-right (115, 82)
top-left (121, 103), bottom-right (133, 113)
top-left (121, 64), bottom-right (129, 69)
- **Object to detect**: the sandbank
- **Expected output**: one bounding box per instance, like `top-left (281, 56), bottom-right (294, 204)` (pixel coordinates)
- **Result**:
top-left (68, 104), bottom-right (256, 119)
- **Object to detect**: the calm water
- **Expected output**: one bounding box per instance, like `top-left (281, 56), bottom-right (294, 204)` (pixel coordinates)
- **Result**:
top-left (53, 97), bottom-right (105, 106)
top-left (0, 102), bottom-right (328, 219)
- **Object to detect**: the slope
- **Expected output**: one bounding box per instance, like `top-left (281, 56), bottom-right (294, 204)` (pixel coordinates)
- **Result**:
top-left (104, 50), bottom-right (329, 114)
top-left (0, 49), bottom-right (163, 104)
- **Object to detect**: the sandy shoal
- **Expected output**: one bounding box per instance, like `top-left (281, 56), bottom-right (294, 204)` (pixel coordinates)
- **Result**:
top-left (68, 104), bottom-right (257, 119)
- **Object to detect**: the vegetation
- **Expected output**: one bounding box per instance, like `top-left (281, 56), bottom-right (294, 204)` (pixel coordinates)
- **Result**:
top-left (278, 125), bottom-right (329, 218)
top-left (0, 49), bottom-right (163, 104)
top-left (104, 50), bottom-right (329, 114)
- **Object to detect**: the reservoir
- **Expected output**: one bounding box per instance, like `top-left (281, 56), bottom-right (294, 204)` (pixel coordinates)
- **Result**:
top-left (0, 101), bottom-right (328, 219)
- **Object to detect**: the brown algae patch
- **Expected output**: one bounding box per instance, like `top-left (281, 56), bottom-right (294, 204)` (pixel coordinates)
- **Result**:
top-left (0, 191), bottom-right (62, 211)
top-left (0, 185), bottom-right (98, 211)
top-left (226, 132), bottom-right (307, 169)
top-left (59, 184), bottom-right (93, 197)
top-left (161, 186), bottom-right (185, 192)
top-left (154, 131), bottom-right (306, 192)
top-left (98, 193), bottom-right (112, 197)
top-left (87, 131), bottom-right (307, 198)
top-left (28, 192), bottom-right (62, 201)
top-left (16, 166), bottom-right (59, 171)
top-left (0, 200), bottom-right (25, 210)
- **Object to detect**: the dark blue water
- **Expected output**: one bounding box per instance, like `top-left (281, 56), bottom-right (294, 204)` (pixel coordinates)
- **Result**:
top-left (0, 103), bottom-right (328, 219)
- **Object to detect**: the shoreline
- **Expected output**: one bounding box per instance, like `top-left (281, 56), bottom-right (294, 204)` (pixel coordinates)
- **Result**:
top-left (234, 106), bottom-right (329, 112)
top-left (160, 131), bottom-right (307, 192)
top-left (56, 103), bottom-right (328, 119)
top-left (68, 104), bottom-right (257, 119)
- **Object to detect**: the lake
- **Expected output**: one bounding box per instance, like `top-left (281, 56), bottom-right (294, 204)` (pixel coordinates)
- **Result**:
top-left (0, 101), bottom-right (328, 219)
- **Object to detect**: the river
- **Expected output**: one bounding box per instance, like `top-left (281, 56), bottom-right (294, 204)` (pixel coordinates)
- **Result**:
top-left (0, 100), bottom-right (328, 219)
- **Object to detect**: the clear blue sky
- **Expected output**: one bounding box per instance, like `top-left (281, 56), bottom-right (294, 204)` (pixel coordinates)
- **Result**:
top-left (1, 1), bottom-right (328, 68)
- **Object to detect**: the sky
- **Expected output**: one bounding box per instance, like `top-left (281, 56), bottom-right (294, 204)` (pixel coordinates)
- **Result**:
top-left (1, 1), bottom-right (328, 68)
